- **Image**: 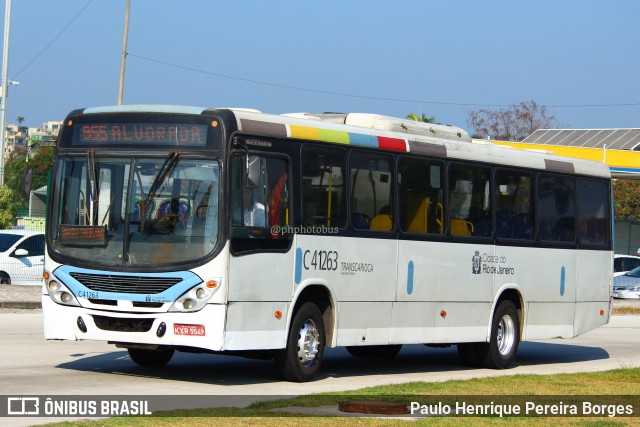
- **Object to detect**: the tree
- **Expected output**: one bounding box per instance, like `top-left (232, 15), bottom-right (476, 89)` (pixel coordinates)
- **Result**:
top-left (2, 145), bottom-right (54, 220)
top-left (613, 179), bottom-right (640, 221)
top-left (406, 112), bottom-right (436, 123)
top-left (0, 186), bottom-right (16, 229)
top-left (466, 99), bottom-right (558, 141)
top-left (16, 116), bottom-right (24, 124)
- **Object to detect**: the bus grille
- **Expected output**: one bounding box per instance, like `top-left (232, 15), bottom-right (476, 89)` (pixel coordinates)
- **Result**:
top-left (69, 273), bottom-right (181, 294)
top-left (93, 315), bottom-right (154, 332)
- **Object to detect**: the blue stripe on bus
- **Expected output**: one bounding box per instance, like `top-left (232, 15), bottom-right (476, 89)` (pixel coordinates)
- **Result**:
top-left (348, 132), bottom-right (378, 148)
top-left (295, 247), bottom-right (303, 285)
top-left (54, 265), bottom-right (201, 303)
top-left (407, 260), bottom-right (414, 295)
top-left (560, 266), bottom-right (566, 296)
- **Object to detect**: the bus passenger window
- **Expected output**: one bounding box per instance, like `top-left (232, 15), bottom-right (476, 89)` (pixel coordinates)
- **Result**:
top-left (398, 157), bottom-right (445, 234)
top-left (537, 174), bottom-right (576, 243)
top-left (495, 171), bottom-right (534, 240)
top-left (577, 179), bottom-right (609, 245)
top-left (350, 152), bottom-right (394, 231)
top-left (448, 164), bottom-right (492, 237)
top-left (230, 153), bottom-right (291, 252)
top-left (301, 146), bottom-right (347, 228)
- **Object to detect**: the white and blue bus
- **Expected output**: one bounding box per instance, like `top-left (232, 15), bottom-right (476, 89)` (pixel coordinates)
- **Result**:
top-left (43, 105), bottom-right (613, 382)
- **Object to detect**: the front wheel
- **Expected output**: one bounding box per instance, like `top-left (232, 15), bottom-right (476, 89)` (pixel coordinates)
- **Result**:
top-left (0, 272), bottom-right (10, 284)
top-left (476, 300), bottom-right (520, 369)
top-left (128, 347), bottom-right (175, 367)
top-left (275, 302), bottom-right (325, 382)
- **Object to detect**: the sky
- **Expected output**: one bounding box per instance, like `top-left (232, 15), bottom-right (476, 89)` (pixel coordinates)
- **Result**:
top-left (1, 0), bottom-right (639, 134)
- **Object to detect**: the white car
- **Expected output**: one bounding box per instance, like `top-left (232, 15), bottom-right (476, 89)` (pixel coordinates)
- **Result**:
top-left (0, 230), bottom-right (45, 286)
top-left (613, 267), bottom-right (640, 299)
top-left (613, 254), bottom-right (640, 277)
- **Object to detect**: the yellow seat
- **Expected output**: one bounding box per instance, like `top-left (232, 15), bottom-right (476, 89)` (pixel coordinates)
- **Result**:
top-left (370, 214), bottom-right (393, 231)
top-left (450, 219), bottom-right (474, 236)
top-left (407, 198), bottom-right (429, 233)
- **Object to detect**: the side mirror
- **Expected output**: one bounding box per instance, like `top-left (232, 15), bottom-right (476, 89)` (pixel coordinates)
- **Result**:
top-left (245, 155), bottom-right (260, 188)
top-left (13, 249), bottom-right (29, 258)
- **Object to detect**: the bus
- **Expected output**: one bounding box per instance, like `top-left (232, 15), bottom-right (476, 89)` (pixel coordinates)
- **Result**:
top-left (43, 105), bottom-right (613, 382)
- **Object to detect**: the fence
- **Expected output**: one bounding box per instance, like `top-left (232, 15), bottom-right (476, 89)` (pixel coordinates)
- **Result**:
top-left (614, 220), bottom-right (640, 256)
top-left (0, 163), bottom-right (48, 284)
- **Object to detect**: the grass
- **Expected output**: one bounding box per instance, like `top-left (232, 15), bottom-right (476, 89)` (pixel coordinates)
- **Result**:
top-left (613, 306), bottom-right (640, 315)
top-left (43, 368), bottom-right (640, 426)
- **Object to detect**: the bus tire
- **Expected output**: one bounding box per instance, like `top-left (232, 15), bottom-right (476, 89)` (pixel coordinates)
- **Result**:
top-left (346, 345), bottom-right (402, 359)
top-left (275, 302), bottom-right (325, 382)
top-left (128, 347), bottom-right (175, 367)
top-left (477, 300), bottom-right (520, 369)
top-left (456, 343), bottom-right (481, 367)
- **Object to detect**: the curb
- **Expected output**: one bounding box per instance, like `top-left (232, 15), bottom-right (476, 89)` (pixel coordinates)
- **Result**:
top-left (0, 301), bottom-right (42, 309)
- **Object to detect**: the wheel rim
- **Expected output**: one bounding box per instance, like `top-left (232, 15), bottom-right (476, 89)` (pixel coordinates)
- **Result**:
top-left (296, 319), bottom-right (320, 367)
top-left (496, 314), bottom-right (516, 356)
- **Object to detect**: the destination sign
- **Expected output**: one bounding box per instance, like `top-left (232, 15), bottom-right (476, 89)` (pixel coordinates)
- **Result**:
top-left (73, 123), bottom-right (208, 146)
top-left (59, 225), bottom-right (106, 246)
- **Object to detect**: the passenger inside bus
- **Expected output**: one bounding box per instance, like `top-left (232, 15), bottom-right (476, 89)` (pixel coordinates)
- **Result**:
top-left (243, 189), bottom-right (266, 227)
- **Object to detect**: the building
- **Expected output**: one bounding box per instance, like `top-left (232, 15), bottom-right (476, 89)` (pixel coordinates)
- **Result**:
top-left (3, 124), bottom-right (28, 159)
top-left (1, 120), bottom-right (62, 162)
top-left (40, 121), bottom-right (62, 136)
top-left (27, 122), bottom-right (60, 159)
top-left (489, 128), bottom-right (640, 177)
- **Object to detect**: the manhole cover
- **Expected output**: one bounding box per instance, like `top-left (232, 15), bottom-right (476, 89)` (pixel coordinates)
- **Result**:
top-left (339, 400), bottom-right (409, 415)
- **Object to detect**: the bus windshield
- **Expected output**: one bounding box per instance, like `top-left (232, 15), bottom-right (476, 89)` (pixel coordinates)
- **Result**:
top-left (49, 154), bottom-right (220, 268)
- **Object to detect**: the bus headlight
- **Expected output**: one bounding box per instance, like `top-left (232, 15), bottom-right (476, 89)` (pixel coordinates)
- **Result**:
top-left (169, 281), bottom-right (218, 313)
top-left (46, 280), bottom-right (80, 307)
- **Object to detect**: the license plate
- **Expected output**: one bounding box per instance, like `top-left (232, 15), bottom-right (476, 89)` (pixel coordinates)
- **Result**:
top-left (173, 323), bottom-right (206, 336)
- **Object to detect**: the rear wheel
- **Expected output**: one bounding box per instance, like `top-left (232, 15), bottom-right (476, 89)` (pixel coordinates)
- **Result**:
top-left (0, 272), bottom-right (10, 284)
top-left (128, 347), bottom-right (175, 367)
top-left (476, 300), bottom-right (520, 369)
top-left (346, 345), bottom-right (402, 359)
top-left (275, 302), bottom-right (325, 382)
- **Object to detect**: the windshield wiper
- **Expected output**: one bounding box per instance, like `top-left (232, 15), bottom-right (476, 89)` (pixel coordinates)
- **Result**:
top-left (86, 150), bottom-right (99, 225)
top-left (146, 151), bottom-right (179, 201)
top-left (136, 151), bottom-right (180, 236)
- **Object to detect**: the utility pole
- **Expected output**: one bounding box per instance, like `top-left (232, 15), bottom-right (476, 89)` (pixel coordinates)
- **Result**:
top-left (0, 0), bottom-right (12, 186)
top-left (117, 0), bottom-right (130, 105)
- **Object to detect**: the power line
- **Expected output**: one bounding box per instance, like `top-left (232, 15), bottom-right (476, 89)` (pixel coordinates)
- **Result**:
top-left (128, 53), bottom-right (508, 107)
top-left (128, 52), bottom-right (640, 109)
top-left (11, 0), bottom-right (94, 80)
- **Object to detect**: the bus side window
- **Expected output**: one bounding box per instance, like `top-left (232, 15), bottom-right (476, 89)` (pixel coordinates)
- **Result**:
top-left (577, 179), bottom-right (609, 245)
top-left (538, 174), bottom-right (576, 243)
top-left (448, 163), bottom-right (492, 237)
top-left (349, 152), bottom-right (394, 231)
top-left (398, 157), bottom-right (445, 234)
top-left (230, 153), bottom-right (291, 253)
top-left (301, 146), bottom-right (347, 228)
top-left (495, 171), bottom-right (534, 240)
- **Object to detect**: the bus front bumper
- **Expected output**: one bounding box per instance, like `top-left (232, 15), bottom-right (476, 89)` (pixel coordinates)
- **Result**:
top-left (42, 296), bottom-right (226, 351)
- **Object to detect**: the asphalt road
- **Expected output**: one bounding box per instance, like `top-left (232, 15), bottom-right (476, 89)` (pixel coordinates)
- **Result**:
top-left (1, 311), bottom-right (639, 425)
